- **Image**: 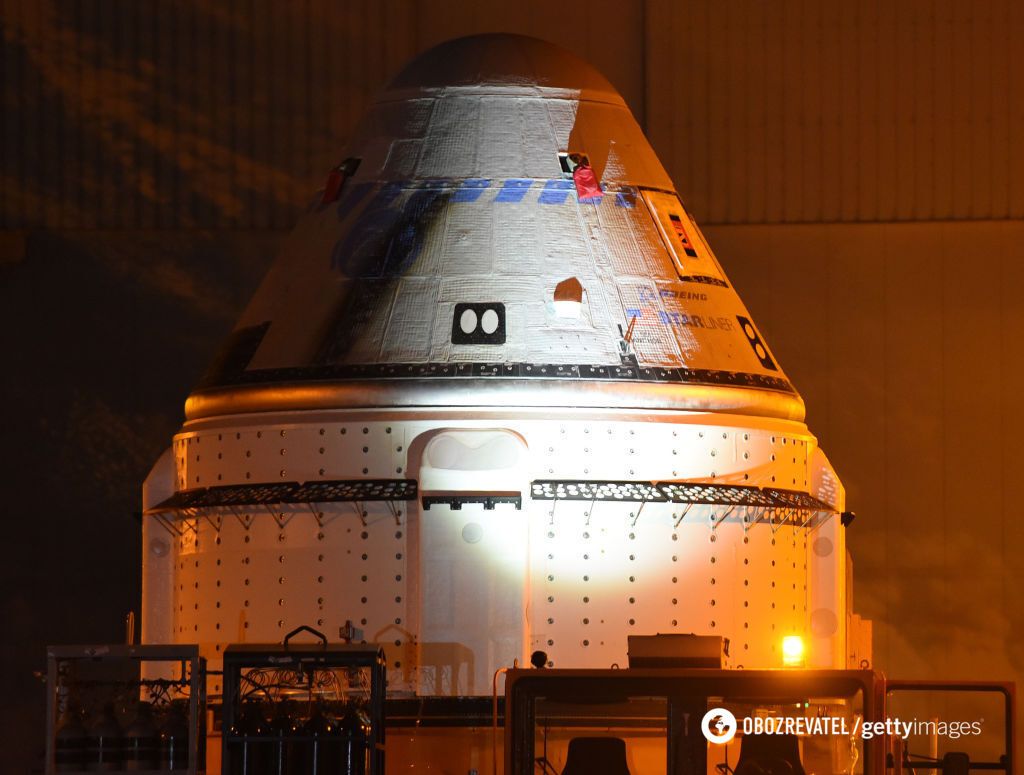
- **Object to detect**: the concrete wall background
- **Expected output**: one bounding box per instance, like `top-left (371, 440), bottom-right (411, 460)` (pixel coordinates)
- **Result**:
top-left (1, 0), bottom-right (1021, 767)
top-left (3, 0), bottom-right (1024, 230)
top-left (715, 221), bottom-right (1024, 682)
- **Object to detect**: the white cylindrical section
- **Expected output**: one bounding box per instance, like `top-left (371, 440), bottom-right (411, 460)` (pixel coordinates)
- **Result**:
top-left (141, 447), bottom-right (176, 647)
top-left (806, 517), bottom-right (845, 668)
top-left (152, 407), bottom-right (846, 695)
top-left (805, 447), bottom-right (847, 668)
top-left (140, 448), bottom-right (177, 685)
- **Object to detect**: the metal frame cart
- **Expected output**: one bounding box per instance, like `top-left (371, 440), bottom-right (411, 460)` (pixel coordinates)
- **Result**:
top-left (221, 627), bottom-right (386, 775)
top-left (45, 643), bottom-right (206, 774)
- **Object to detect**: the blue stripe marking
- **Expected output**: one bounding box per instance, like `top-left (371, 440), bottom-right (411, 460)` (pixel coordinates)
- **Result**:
top-left (538, 179), bottom-right (574, 205)
top-left (379, 181), bottom-right (404, 204)
top-left (332, 179), bottom-right (638, 211)
top-left (615, 187), bottom-right (637, 208)
top-left (495, 178), bottom-right (534, 203)
top-left (452, 178), bottom-right (491, 202)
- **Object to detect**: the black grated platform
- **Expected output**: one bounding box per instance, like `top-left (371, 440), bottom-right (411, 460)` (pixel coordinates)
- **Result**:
top-left (530, 480), bottom-right (835, 512)
top-left (147, 478), bottom-right (418, 513)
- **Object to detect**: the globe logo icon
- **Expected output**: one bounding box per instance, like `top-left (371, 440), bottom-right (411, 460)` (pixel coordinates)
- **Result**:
top-left (701, 708), bottom-right (738, 744)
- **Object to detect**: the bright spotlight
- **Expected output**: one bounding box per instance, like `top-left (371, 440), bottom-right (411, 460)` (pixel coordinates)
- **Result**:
top-left (782, 635), bottom-right (805, 667)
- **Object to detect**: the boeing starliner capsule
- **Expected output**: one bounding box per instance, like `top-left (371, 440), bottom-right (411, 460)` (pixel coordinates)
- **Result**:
top-left (140, 34), bottom-right (870, 771)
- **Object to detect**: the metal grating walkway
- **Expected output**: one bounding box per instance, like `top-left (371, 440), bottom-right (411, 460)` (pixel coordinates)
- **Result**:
top-left (146, 479), bottom-right (419, 514)
top-left (530, 480), bottom-right (835, 512)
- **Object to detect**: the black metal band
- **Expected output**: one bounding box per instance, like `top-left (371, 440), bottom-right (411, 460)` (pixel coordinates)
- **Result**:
top-left (198, 361), bottom-right (795, 394)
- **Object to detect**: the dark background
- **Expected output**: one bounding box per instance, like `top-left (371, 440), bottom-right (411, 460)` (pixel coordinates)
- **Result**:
top-left (3, 1), bottom-right (1023, 769)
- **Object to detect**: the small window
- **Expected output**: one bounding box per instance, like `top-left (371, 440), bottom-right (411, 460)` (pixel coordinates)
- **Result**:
top-left (452, 303), bottom-right (506, 345)
top-left (558, 152), bottom-right (591, 178)
top-left (736, 315), bottom-right (778, 371)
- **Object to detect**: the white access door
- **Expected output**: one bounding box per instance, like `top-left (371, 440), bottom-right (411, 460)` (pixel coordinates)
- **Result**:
top-left (409, 428), bottom-right (530, 696)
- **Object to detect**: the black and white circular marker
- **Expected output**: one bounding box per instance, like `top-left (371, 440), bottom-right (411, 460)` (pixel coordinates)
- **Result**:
top-left (452, 303), bottom-right (506, 344)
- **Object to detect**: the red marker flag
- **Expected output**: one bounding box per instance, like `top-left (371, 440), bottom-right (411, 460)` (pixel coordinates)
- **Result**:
top-left (319, 157), bottom-right (361, 207)
top-left (320, 167), bottom-right (346, 206)
top-left (573, 163), bottom-right (603, 203)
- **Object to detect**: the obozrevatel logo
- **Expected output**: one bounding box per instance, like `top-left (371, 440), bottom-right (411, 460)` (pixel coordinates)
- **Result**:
top-left (701, 708), bottom-right (738, 744)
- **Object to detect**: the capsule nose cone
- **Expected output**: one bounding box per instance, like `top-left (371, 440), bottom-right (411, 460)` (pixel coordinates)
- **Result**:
top-left (386, 33), bottom-right (620, 97)
top-left (189, 34), bottom-right (801, 423)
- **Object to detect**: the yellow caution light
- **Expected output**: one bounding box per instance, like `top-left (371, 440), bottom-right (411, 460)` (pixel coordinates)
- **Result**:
top-left (781, 635), bottom-right (805, 668)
